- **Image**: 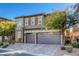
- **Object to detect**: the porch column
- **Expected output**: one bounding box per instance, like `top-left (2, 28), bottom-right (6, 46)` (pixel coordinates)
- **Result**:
top-left (34, 33), bottom-right (38, 44)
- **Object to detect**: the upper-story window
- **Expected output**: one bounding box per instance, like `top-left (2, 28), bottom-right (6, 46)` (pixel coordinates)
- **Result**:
top-left (16, 18), bottom-right (23, 29)
top-left (38, 16), bottom-right (43, 25)
top-left (31, 17), bottom-right (35, 25)
top-left (25, 18), bottom-right (29, 26)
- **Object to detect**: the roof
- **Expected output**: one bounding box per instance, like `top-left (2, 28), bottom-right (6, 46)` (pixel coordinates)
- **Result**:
top-left (15, 13), bottom-right (47, 19)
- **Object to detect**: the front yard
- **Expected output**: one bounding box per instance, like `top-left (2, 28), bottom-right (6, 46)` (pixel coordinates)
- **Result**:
top-left (0, 40), bottom-right (15, 48)
top-left (55, 48), bottom-right (79, 56)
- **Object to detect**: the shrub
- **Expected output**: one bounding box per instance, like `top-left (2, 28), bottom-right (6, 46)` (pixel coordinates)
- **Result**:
top-left (8, 41), bottom-right (11, 44)
top-left (2, 42), bottom-right (9, 48)
top-left (71, 42), bottom-right (77, 47)
top-left (71, 42), bottom-right (79, 48)
top-left (8, 40), bottom-right (15, 44)
top-left (2, 44), bottom-right (8, 48)
top-left (11, 40), bottom-right (15, 44)
top-left (3, 42), bottom-right (9, 45)
top-left (65, 45), bottom-right (73, 53)
top-left (76, 43), bottom-right (79, 48)
top-left (61, 46), bottom-right (66, 50)
top-left (75, 43), bottom-right (79, 48)
top-left (0, 42), bottom-right (3, 46)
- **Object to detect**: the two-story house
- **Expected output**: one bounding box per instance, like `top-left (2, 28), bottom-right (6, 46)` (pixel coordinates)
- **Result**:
top-left (15, 13), bottom-right (61, 44)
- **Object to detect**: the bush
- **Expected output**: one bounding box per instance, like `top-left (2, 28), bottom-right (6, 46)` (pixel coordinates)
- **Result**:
top-left (71, 42), bottom-right (77, 47)
top-left (8, 40), bottom-right (15, 44)
top-left (71, 42), bottom-right (79, 48)
top-left (11, 40), bottom-right (15, 44)
top-left (3, 42), bottom-right (9, 45)
top-left (61, 46), bottom-right (66, 50)
top-left (0, 42), bottom-right (3, 46)
top-left (76, 44), bottom-right (79, 48)
top-left (2, 42), bottom-right (9, 48)
top-left (2, 44), bottom-right (9, 48)
top-left (0, 40), bottom-right (15, 48)
top-left (65, 45), bottom-right (73, 53)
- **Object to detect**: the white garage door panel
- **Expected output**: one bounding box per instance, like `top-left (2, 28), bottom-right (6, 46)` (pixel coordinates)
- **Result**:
top-left (37, 32), bottom-right (61, 44)
top-left (26, 33), bottom-right (35, 43)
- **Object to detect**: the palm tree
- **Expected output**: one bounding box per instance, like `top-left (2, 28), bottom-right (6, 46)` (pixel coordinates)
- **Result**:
top-left (67, 15), bottom-right (78, 29)
top-left (73, 3), bottom-right (79, 14)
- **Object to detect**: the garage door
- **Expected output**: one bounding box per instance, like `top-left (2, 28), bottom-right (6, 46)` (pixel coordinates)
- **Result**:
top-left (26, 33), bottom-right (35, 43)
top-left (37, 32), bottom-right (61, 44)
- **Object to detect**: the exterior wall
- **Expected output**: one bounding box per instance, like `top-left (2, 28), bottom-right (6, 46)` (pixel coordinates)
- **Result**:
top-left (5, 36), bottom-right (8, 40)
top-left (35, 16), bottom-right (38, 25)
top-left (16, 18), bottom-right (24, 30)
top-left (0, 36), bottom-right (2, 42)
top-left (15, 30), bottom-right (23, 42)
top-left (15, 17), bottom-right (24, 43)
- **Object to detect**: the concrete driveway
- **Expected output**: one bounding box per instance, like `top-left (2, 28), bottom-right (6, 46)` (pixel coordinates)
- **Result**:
top-left (7, 43), bottom-right (61, 56)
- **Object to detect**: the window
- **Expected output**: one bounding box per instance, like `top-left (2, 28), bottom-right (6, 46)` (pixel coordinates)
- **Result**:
top-left (38, 16), bottom-right (43, 25)
top-left (31, 17), bottom-right (35, 25)
top-left (25, 18), bottom-right (29, 26)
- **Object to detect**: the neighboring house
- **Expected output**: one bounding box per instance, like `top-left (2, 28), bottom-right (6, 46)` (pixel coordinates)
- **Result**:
top-left (0, 17), bottom-right (15, 42)
top-left (15, 13), bottom-right (61, 44)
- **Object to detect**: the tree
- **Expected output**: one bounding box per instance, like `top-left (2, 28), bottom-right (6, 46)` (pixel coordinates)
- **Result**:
top-left (0, 20), bottom-right (16, 41)
top-left (67, 15), bottom-right (78, 32)
top-left (44, 11), bottom-right (66, 45)
top-left (66, 14), bottom-right (79, 43)
top-left (73, 3), bottom-right (79, 14)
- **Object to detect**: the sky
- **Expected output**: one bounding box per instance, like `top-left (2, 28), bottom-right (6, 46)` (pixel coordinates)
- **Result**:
top-left (0, 3), bottom-right (74, 21)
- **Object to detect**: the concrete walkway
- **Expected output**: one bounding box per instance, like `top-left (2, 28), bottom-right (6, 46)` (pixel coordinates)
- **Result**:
top-left (7, 43), bottom-right (61, 56)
